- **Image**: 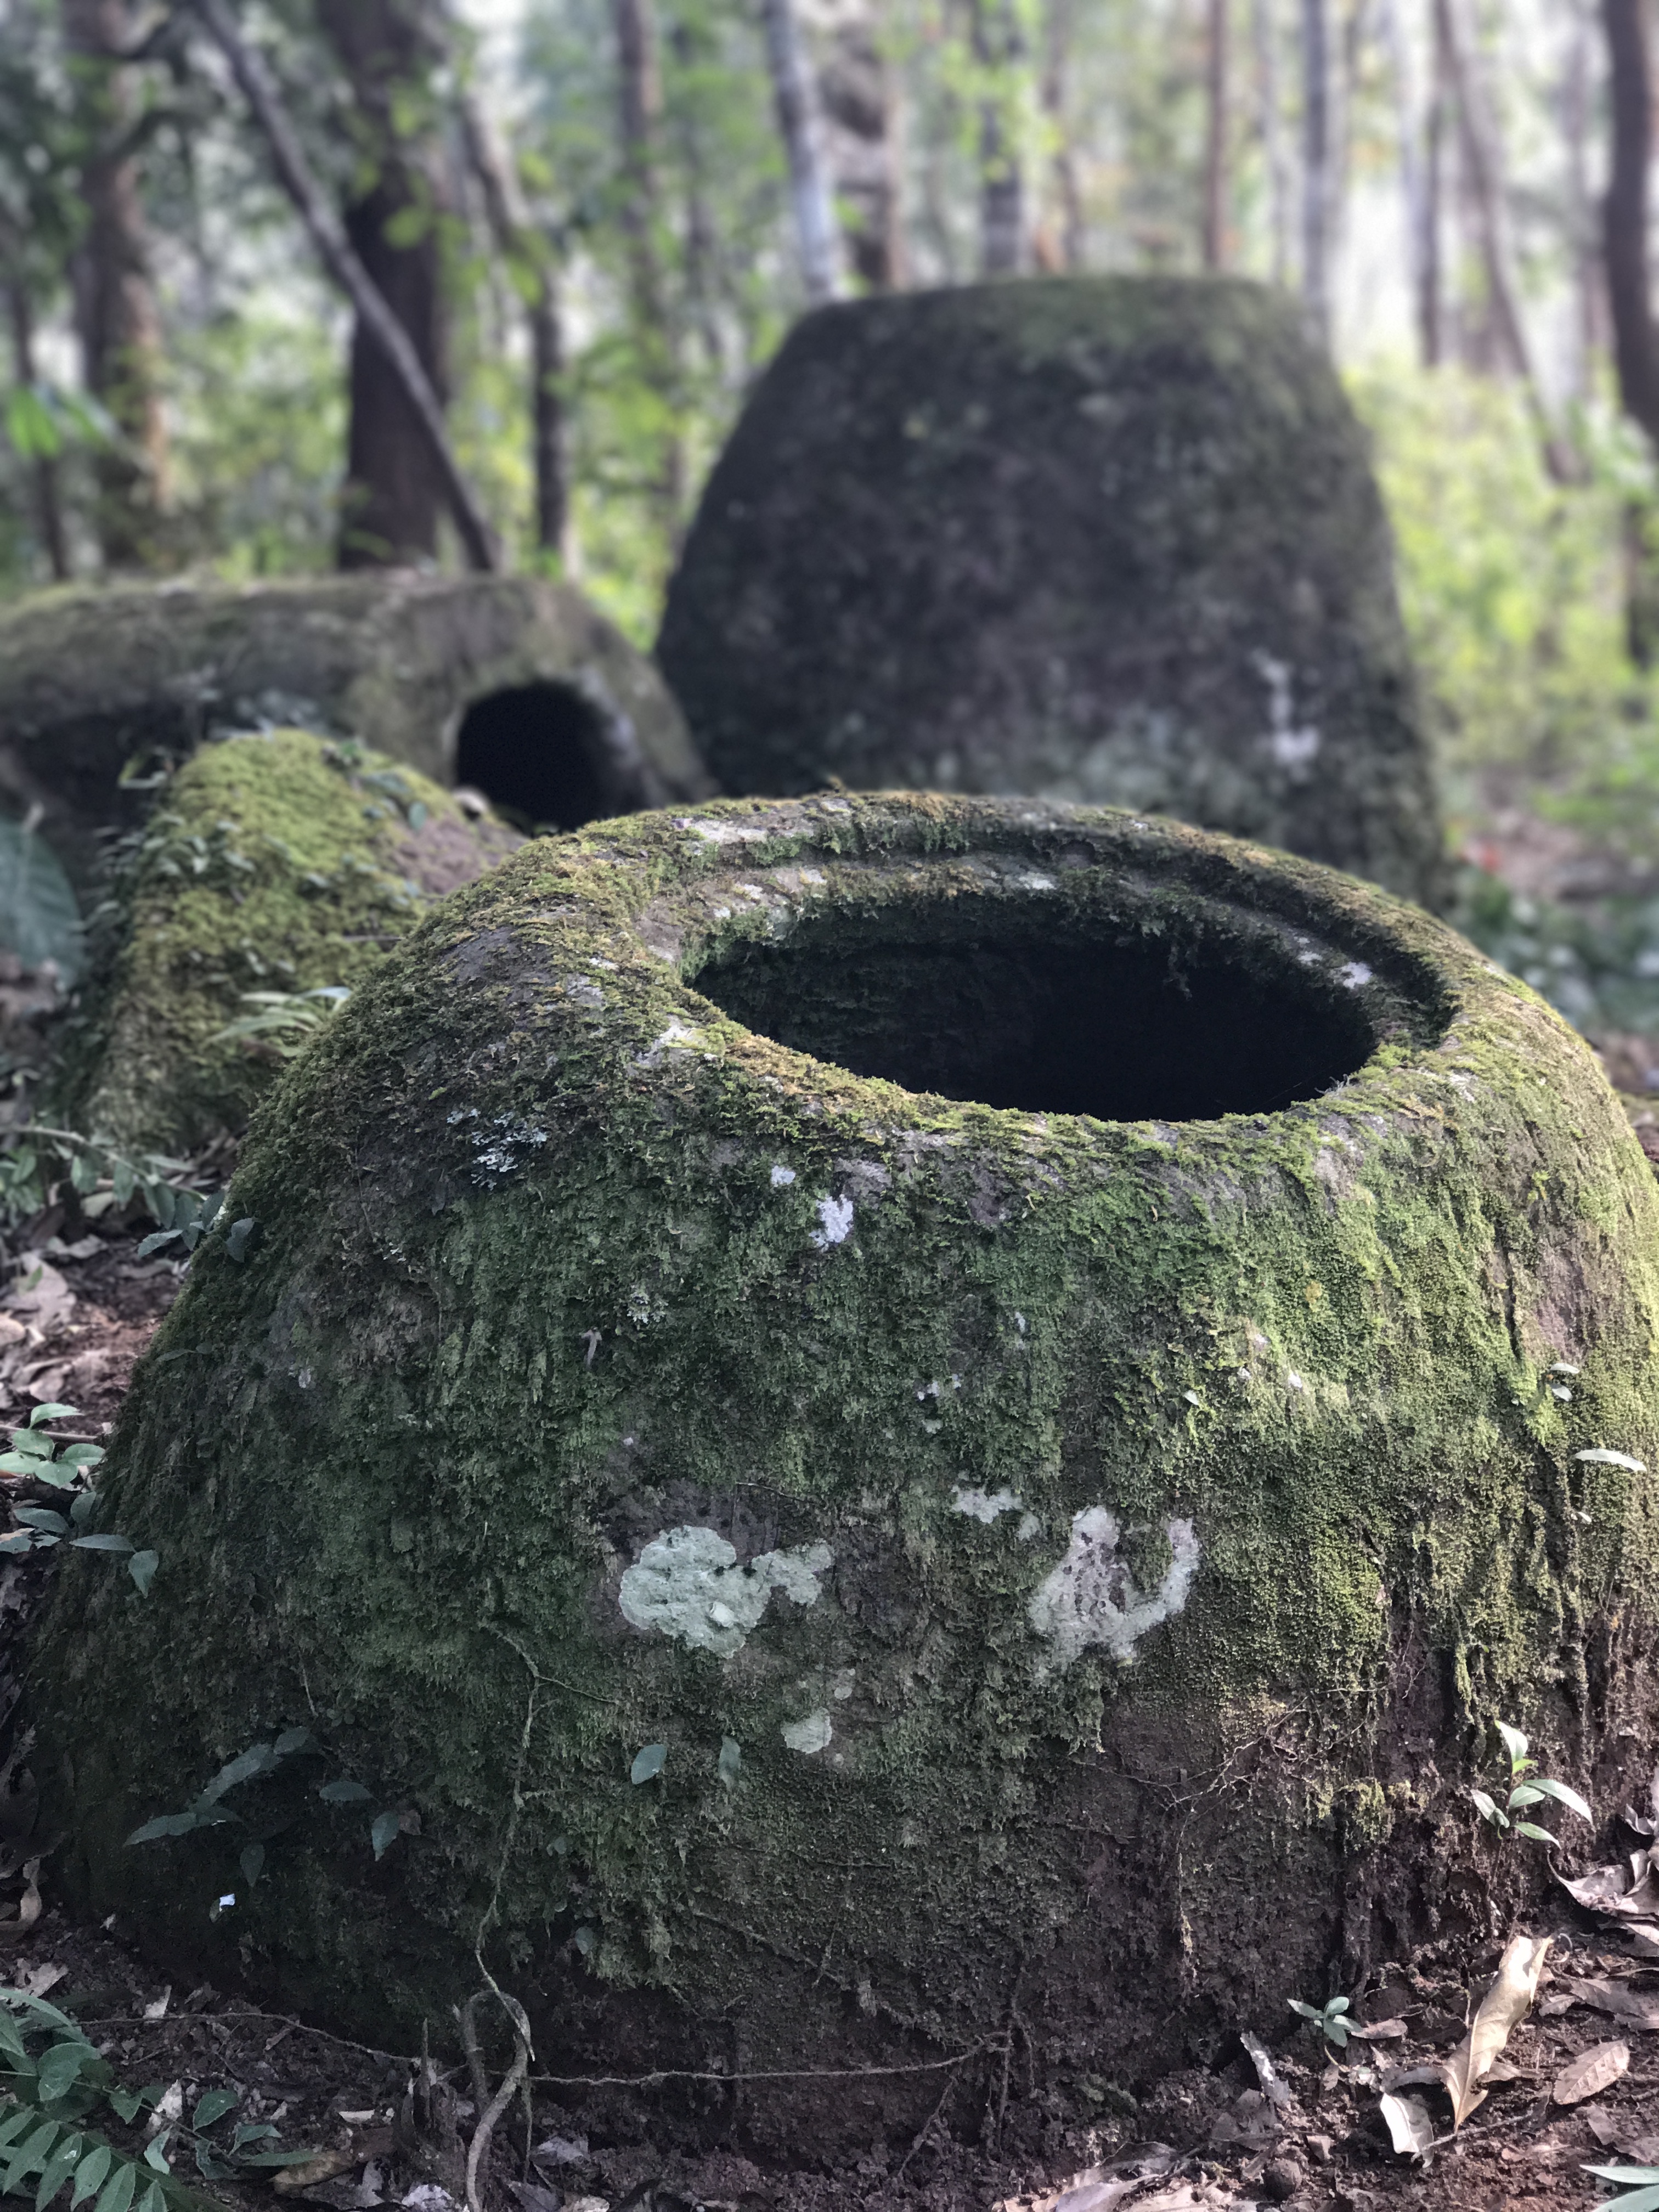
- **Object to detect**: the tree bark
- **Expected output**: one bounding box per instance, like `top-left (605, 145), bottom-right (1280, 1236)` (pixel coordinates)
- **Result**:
top-left (1300, 0), bottom-right (1331, 336)
top-left (1253, 0), bottom-right (1291, 287)
top-left (1203, 0), bottom-right (1229, 270)
top-left (3, 272), bottom-right (70, 582)
top-left (188, 0), bottom-right (496, 571)
top-left (1565, 0), bottom-right (1600, 402)
top-left (1437, 0), bottom-right (1576, 480)
top-left (1376, 0), bottom-right (1429, 355)
top-left (972, 0), bottom-right (1025, 277)
top-left (314, 0), bottom-right (450, 569)
top-left (1420, 0), bottom-right (1448, 364)
top-left (760, 0), bottom-right (844, 302)
top-left (60, 0), bottom-right (168, 570)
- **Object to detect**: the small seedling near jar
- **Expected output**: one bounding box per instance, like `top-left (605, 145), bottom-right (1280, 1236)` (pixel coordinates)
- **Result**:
top-left (1289, 1994), bottom-right (1354, 2048)
top-left (1471, 1720), bottom-right (1591, 1846)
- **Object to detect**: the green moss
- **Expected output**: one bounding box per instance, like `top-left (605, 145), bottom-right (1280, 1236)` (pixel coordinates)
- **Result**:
top-left (52, 730), bottom-right (518, 1155)
top-left (29, 793), bottom-right (1659, 2122)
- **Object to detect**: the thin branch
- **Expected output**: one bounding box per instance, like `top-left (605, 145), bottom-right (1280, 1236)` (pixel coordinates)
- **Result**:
top-left (186, 0), bottom-right (499, 571)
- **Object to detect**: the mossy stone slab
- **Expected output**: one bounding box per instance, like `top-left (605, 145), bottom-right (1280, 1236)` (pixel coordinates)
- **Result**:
top-left (52, 729), bottom-right (518, 1156)
top-left (32, 795), bottom-right (1659, 2133)
top-left (658, 277), bottom-right (1443, 907)
top-left (0, 573), bottom-right (712, 888)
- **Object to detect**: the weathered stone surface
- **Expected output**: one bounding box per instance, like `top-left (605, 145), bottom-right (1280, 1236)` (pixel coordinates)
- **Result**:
top-left (658, 278), bottom-right (1444, 906)
top-left (52, 729), bottom-right (519, 1156)
top-left (0, 572), bottom-right (712, 887)
top-left (32, 796), bottom-right (1659, 2142)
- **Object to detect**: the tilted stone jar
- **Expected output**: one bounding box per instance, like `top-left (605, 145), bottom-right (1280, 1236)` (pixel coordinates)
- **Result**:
top-left (33, 795), bottom-right (1659, 2137)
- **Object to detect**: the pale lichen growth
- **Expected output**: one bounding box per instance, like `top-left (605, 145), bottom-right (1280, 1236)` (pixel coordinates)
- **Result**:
top-left (619, 1526), bottom-right (833, 1657)
top-left (1028, 1507), bottom-right (1200, 1673)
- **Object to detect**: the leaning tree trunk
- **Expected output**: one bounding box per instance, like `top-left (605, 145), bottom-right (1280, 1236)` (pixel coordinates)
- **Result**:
top-left (1602, 0), bottom-right (1659, 661)
top-left (1437, 0), bottom-right (1576, 482)
top-left (316, 0), bottom-right (450, 569)
top-left (60, 0), bottom-right (168, 570)
top-left (809, 0), bottom-right (905, 290)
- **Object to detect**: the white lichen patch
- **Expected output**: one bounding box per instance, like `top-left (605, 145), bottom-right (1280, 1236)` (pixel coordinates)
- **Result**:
top-left (781, 1711), bottom-right (833, 1754)
top-left (1339, 962), bottom-right (1374, 990)
top-left (770, 1163), bottom-right (797, 1187)
top-left (951, 1485), bottom-right (1024, 1523)
top-left (1028, 1507), bottom-right (1199, 1672)
top-left (634, 1019), bottom-right (703, 1069)
top-left (810, 1194), bottom-right (855, 1248)
top-left (675, 817), bottom-right (770, 845)
top-left (619, 1526), bottom-right (833, 1658)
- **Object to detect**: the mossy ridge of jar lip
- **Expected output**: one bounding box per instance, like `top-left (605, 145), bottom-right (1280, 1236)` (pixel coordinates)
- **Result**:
top-left (416, 793), bottom-right (1502, 1143)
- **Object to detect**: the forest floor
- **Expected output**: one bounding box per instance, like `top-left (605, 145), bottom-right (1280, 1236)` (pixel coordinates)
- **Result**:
top-left (4, 801), bottom-right (1659, 2212)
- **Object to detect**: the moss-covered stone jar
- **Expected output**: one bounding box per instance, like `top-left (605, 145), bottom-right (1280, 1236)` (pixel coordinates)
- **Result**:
top-left (33, 795), bottom-right (1659, 2135)
top-left (658, 277), bottom-right (1443, 907)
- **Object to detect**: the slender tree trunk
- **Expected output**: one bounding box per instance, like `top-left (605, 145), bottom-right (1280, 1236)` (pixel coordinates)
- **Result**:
top-left (811, 0), bottom-right (905, 289)
top-left (1604, 0), bottom-right (1659, 445)
top-left (1565, 0), bottom-right (1599, 402)
top-left (760, 0), bottom-right (843, 301)
top-left (3, 275), bottom-right (70, 582)
top-left (1254, 0), bottom-right (1291, 287)
top-left (614, 0), bottom-right (685, 520)
top-left (972, 0), bottom-right (1025, 276)
top-left (1300, 0), bottom-right (1331, 335)
top-left (1376, 0), bottom-right (1427, 357)
top-left (1204, 0), bottom-right (1229, 269)
top-left (453, 67), bottom-right (569, 561)
top-left (315, 0), bottom-right (451, 570)
top-left (1037, 0), bottom-right (1084, 271)
top-left (1421, 0), bottom-right (1448, 363)
top-left (61, 0), bottom-right (168, 569)
top-left (1437, 0), bottom-right (1575, 479)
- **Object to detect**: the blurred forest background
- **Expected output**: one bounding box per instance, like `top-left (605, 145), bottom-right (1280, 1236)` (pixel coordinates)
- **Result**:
top-left (7, 0), bottom-right (1659, 1036)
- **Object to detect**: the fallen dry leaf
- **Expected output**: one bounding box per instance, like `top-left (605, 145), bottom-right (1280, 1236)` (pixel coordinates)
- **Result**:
top-left (1378, 2091), bottom-right (1435, 2159)
top-left (1438, 1932), bottom-right (1551, 2126)
top-left (0, 1859), bottom-right (41, 1944)
top-left (1554, 2040), bottom-right (1630, 2104)
top-left (1562, 1857), bottom-right (1659, 1920)
top-left (1562, 1975), bottom-right (1659, 2030)
top-left (274, 2135), bottom-right (395, 2197)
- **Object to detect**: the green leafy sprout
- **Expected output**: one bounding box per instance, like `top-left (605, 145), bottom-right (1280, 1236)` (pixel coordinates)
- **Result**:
top-left (0, 1406), bottom-right (153, 1594)
top-left (1471, 1720), bottom-right (1592, 1847)
top-left (1289, 1995), bottom-right (1354, 2049)
top-left (1588, 2163), bottom-right (1659, 2212)
top-left (126, 1731), bottom-right (408, 1876)
top-left (210, 986), bottom-right (350, 1061)
top-left (0, 1983), bottom-right (316, 2208)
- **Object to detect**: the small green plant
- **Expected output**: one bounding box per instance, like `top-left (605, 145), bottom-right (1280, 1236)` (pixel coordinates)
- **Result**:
top-left (211, 985), bottom-right (349, 1060)
top-left (127, 1731), bottom-right (408, 1876)
top-left (1471, 1720), bottom-right (1592, 1846)
top-left (1289, 1994), bottom-right (1355, 2048)
top-left (0, 1406), bottom-right (154, 1594)
top-left (0, 1127), bottom-right (212, 1243)
top-left (0, 1982), bottom-right (316, 2202)
top-left (1587, 2162), bottom-right (1659, 2211)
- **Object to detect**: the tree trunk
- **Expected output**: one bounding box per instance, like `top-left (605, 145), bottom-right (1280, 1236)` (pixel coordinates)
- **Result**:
top-left (3, 273), bottom-right (70, 583)
top-left (1437, 0), bottom-right (1576, 480)
top-left (1254, 0), bottom-right (1291, 287)
top-left (1420, 0), bottom-right (1447, 364)
top-left (1565, 1), bottom-right (1599, 402)
top-left (760, 0), bottom-right (843, 302)
top-left (315, 0), bottom-right (450, 570)
top-left (972, 0), bottom-right (1025, 277)
top-left (1602, 0), bottom-right (1659, 660)
top-left (613, 0), bottom-right (685, 521)
top-left (1376, 0), bottom-right (1428, 353)
top-left (60, 0), bottom-right (168, 570)
top-left (452, 64), bottom-right (569, 561)
top-left (1203, 0), bottom-right (1229, 269)
top-left (1300, 0), bottom-right (1330, 336)
top-left (809, 0), bottom-right (905, 290)
top-left (1037, 0), bottom-right (1084, 272)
